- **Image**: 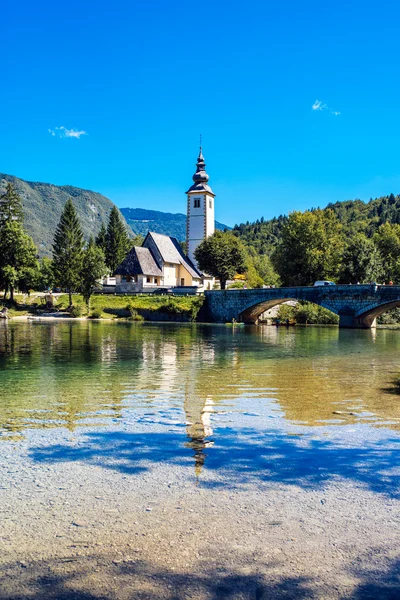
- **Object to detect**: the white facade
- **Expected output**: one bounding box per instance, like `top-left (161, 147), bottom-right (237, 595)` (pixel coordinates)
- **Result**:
top-left (163, 263), bottom-right (178, 287)
top-left (187, 192), bottom-right (215, 266)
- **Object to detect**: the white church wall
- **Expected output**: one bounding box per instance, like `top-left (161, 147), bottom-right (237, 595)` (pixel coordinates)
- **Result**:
top-left (163, 263), bottom-right (178, 286)
top-left (205, 193), bottom-right (215, 238)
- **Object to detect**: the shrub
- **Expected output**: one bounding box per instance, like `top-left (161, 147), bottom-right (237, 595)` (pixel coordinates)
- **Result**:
top-left (276, 301), bottom-right (338, 325)
top-left (69, 304), bottom-right (83, 318)
top-left (162, 298), bottom-right (183, 314)
top-left (188, 296), bottom-right (204, 321)
top-left (128, 306), bottom-right (144, 321)
top-left (378, 308), bottom-right (400, 324)
top-left (228, 281), bottom-right (247, 289)
top-left (89, 309), bottom-right (102, 319)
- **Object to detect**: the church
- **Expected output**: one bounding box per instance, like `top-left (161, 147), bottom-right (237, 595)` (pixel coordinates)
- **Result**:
top-left (114, 147), bottom-right (215, 293)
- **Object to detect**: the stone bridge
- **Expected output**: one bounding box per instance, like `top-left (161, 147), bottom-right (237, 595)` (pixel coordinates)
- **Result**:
top-left (204, 285), bottom-right (400, 328)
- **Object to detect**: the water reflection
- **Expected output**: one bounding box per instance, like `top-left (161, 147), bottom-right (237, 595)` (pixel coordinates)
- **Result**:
top-left (1, 321), bottom-right (400, 465)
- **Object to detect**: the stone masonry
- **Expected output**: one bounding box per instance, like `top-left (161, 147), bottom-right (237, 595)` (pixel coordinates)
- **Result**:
top-left (204, 285), bottom-right (400, 328)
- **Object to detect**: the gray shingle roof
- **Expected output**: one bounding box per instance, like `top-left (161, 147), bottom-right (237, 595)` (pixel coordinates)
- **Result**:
top-left (114, 246), bottom-right (163, 277)
top-left (145, 232), bottom-right (202, 279)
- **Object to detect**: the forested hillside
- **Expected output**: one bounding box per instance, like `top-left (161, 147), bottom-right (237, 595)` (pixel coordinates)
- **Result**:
top-left (0, 174), bottom-right (130, 257)
top-left (234, 193), bottom-right (400, 254)
top-left (121, 207), bottom-right (230, 240)
top-left (233, 193), bottom-right (400, 288)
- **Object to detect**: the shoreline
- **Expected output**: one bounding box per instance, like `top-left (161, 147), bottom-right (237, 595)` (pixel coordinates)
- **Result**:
top-left (4, 315), bottom-right (400, 330)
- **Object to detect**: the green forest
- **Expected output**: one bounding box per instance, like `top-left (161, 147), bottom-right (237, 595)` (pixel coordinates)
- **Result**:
top-left (233, 192), bottom-right (400, 288)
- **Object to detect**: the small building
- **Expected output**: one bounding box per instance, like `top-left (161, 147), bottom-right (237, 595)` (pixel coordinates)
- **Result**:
top-left (114, 231), bottom-right (212, 293)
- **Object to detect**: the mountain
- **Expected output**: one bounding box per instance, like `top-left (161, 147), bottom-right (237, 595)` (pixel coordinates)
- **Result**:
top-left (0, 173), bottom-right (232, 257)
top-left (0, 174), bottom-right (129, 257)
top-left (120, 207), bottom-right (231, 240)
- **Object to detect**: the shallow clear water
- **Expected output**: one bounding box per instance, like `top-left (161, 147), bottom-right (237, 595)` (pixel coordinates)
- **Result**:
top-left (1, 321), bottom-right (400, 487)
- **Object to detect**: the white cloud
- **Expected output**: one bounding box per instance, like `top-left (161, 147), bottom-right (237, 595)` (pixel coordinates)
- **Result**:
top-left (48, 126), bottom-right (87, 139)
top-left (312, 99), bottom-right (340, 116)
top-left (312, 100), bottom-right (325, 111)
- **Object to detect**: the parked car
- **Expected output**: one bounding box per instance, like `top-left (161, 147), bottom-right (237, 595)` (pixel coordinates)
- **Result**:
top-left (151, 288), bottom-right (174, 295)
top-left (313, 281), bottom-right (336, 286)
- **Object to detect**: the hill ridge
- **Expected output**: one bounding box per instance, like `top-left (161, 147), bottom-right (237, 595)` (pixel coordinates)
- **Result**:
top-left (0, 173), bottom-right (231, 257)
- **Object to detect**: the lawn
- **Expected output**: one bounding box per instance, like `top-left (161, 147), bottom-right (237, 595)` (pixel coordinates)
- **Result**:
top-left (3, 293), bottom-right (204, 321)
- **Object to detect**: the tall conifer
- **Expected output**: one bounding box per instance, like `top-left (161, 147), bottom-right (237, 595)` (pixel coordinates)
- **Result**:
top-left (105, 207), bottom-right (129, 273)
top-left (95, 222), bottom-right (107, 253)
top-left (0, 183), bottom-right (38, 300)
top-left (0, 182), bottom-right (23, 226)
top-left (52, 199), bottom-right (83, 307)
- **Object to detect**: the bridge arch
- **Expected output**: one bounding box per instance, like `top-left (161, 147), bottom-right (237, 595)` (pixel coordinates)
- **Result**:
top-left (355, 300), bottom-right (400, 328)
top-left (239, 298), bottom-right (297, 323)
top-left (238, 297), bottom-right (340, 323)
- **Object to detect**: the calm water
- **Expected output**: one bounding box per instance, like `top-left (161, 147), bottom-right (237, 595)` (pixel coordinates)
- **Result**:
top-left (1, 321), bottom-right (400, 484)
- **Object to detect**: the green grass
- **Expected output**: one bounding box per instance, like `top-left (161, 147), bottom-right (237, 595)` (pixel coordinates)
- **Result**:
top-left (7, 292), bottom-right (204, 321)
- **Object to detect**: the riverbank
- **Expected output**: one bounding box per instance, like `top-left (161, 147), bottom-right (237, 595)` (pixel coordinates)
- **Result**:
top-left (2, 293), bottom-right (204, 322)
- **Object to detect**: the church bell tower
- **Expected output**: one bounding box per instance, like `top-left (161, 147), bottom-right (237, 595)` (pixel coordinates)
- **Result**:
top-left (186, 145), bottom-right (215, 268)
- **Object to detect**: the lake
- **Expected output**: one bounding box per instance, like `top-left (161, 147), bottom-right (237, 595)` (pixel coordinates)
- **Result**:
top-left (0, 321), bottom-right (399, 599)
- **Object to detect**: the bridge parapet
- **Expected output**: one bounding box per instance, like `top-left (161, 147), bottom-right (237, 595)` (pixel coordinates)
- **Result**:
top-left (204, 285), bottom-right (400, 328)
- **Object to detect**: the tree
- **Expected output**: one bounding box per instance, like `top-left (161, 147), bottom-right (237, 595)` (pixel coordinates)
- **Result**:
top-left (272, 209), bottom-right (343, 286)
top-left (0, 221), bottom-right (38, 300)
top-left (244, 247), bottom-right (280, 288)
top-left (0, 182), bottom-right (23, 226)
top-left (52, 199), bottom-right (84, 307)
top-left (194, 231), bottom-right (247, 290)
top-left (18, 266), bottom-right (40, 295)
top-left (374, 222), bottom-right (400, 283)
top-left (105, 207), bottom-right (130, 273)
top-left (0, 183), bottom-right (38, 301)
top-left (80, 238), bottom-right (106, 311)
top-left (95, 222), bottom-right (107, 253)
top-left (37, 257), bottom-right (55, 291)
top-left (130, 233), bottom-right (145, 248)
top-left (339, 234), bottom-right (383, 284)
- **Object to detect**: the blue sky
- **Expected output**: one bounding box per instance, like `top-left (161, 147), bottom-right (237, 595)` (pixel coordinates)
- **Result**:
top-left (1, 0), bottom-right (400, 226)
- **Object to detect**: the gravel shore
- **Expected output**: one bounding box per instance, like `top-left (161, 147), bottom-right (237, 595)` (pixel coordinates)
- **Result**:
top-left (1, 416), bottom-right (399, 600)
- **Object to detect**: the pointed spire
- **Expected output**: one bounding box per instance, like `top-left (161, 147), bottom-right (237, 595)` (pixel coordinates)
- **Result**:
top-left (186, 141), bottom-right (215, 195)
top-left (192, 144), bottom-right (209, 184)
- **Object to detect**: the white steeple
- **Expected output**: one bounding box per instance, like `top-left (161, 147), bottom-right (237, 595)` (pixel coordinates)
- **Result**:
top-left (186, 144), bottom-right (215, 267)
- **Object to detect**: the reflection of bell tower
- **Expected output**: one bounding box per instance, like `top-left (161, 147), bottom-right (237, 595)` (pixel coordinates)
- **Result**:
top-left (183, 380), bottom-right (214, 480)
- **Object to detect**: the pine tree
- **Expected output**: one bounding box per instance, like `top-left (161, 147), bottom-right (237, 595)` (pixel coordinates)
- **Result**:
top-left (95, 222), bottom-right (107, 253)
top-left (105, 207), bottom-right (129, 273)
top-left (52, 199), bottom-right (84, 307)
top-left (80, 237), bottom-right (106, 311)
top-left (0, 222), bottom-right (38, 300)
top-left (0, 182), bottom-right (23, 226)
top-left (0, 183), bottom-right (38, 300)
